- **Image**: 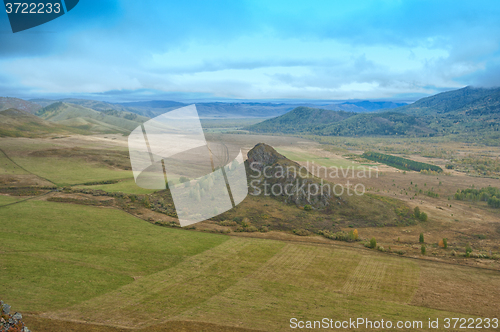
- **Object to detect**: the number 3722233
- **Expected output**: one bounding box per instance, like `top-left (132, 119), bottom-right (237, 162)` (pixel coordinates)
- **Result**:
top-left (5, 3), bottom-right (61, 14)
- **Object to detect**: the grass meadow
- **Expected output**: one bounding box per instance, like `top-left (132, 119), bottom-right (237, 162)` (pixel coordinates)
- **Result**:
top-left (275, 147), bottom-right (374, 171)
top-left (1, 200), bottom-right (499, 331)
top-left (74, 178), bottom-right (158, 195)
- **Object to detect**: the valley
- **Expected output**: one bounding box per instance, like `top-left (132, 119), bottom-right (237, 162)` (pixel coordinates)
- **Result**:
top-left (1, 88), bottom-right (500, 331)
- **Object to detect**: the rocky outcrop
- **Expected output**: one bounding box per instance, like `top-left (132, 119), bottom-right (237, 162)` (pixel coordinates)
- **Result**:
top-left (0, 301), bottom-right (30, 332)
top-left (246, 143), bottom-right (333, 209)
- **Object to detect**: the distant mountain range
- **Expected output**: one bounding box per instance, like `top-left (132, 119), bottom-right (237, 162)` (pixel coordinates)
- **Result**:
top-left (246, 86), bottom-right (500, 145)
top-left (26, 98), bottom-right (406, 119)
top-left (2, 86), bottom-right (498, 144)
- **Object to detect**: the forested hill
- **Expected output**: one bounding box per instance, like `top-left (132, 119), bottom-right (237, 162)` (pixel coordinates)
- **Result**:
top-left (246, 86), bottom-right (500, 144)
top-left (245, 107), bottom-right (355, 133)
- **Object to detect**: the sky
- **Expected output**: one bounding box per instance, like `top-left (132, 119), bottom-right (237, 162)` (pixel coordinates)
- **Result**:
top-left (1, 0), bottom-right (500, 102)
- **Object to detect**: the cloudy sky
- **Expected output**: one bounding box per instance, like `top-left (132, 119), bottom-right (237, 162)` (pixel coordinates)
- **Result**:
top-left (1, 0), bottom-right (499, 102)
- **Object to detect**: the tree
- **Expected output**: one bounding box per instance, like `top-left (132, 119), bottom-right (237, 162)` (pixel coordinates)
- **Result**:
top-left (369, 237), bottom-right (377, 249)
top-left (419, 233), bottom-right (424, 243)
top-left (353, 229), bottom-right (359, 240)
top-left (414, 206), bottom-right (421, 218)
top-left (419, 212), bottom-right (428, 222)
top-left (421, 245), bottom-right (426, 255)
top-left (443, 238), bottom-right (448, 249)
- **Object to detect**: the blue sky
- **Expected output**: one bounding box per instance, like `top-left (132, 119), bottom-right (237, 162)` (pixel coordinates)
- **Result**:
top-left (1, 0), bottom-right (499, 102)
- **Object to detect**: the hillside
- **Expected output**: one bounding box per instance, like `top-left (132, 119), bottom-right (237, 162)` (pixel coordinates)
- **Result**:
top-left (246, 107), bottom-right (430, 136)
top-left (0, 108), bottom-right (83, 137)
top-left (0, 97), bottom-right (42, 114)
top-left (36, 102), bottom-right (148, 134)
top-left (246, 86), bottom-right (500, 142)
top-left (398, 86), bottom-right (500, 115)
top-left (245, 107), bottom-right (355, 133)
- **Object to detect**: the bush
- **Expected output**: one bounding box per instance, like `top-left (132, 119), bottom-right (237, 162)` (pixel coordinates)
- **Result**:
top-left (369, 237), bottom-right (377, 249)
top-left (465, 243), bottom-right (473, 257)
top-left (218, 220), bottom-right (237, 226)
top-left (421, 245), bottom-right (426, 255)
top-left (293, 229), bottom-right (310, 236)
top-left (419, 233), bottom-right (424, 243)
top-left (396, 249), bottom-right (406, 255)
top-left (304, 204), bottom-right (312, 211)
top-left (347, 229), bottom-right (359, 242)
top-left (419, 212), bottom-right (428, 222)
top-left (443, 238), bottom-right (448, 249)
top-left (377, 246), bottom-right (385, 252)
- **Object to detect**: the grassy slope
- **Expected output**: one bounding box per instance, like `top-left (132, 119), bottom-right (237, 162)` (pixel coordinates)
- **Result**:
top-left (0, 200), bottom-right (228, 311)
top-left (1, 201), bottom-right (496, 331)
top-left (0, 148), bottom-right (30, 175)
top-left (9, 156), bottom-right (132, 186)
top-left (0, 97), bottom-right (41, 114)
top-left (1, 139), bottom-right (134, 186)
top-left (37, 102), bottom-right (145, 133)
top-left (74, 178), bottom-right (157, 195)
top-left (0, 108), bottom-right (84, 138)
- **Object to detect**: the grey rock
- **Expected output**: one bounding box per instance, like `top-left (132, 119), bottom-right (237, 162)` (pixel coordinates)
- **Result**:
top-left (2, 303), bottom-right (10, 315)
top-left (13, 312), bottom-right (22, 320)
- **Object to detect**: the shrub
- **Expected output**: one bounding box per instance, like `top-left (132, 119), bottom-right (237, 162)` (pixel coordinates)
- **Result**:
top-left (419, 233), bottom-right (424, 243)
top-left (347, 230), bottom-right (358, 242)
top-left (465, 243), bottom-right (473, 257)
top-left (293, 229), bottom-right (309, 236)
top-left (421, 245), bottom-right (426, 255)
top-left (419, 212), bottom-right (428, 222)
top-left (369, 237), bottom-right (377, 249)
top-left (443, 238), bottom-right (448, 249)
top-left (396, 249), bottom-right (406, 255)
top-left (260, 226), bottom-right (269, 233)
top-left (304, 204), bottom-right (312, 211)
top-left (218, 220), bottom-right (237, 226)
top-left (377, 246), bottom-right (385, 252)
top-left (246, 226), bottom-right (259, 232)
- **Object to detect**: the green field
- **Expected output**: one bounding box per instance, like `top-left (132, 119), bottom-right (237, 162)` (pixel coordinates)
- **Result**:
top-left (276, 148), bottom-right (372, 170)
top-left (0, 195), bottom-right (26, 205)
top-left (0, 149), bottom-right (29, 175)
top-left (9, 156), bottom-right (132, 186)
top-left (74, 178), bottom-right (158, 195)
top-left (0, 200), bottom-right (227, 311)
top-left (2, 200), bottom-right (496, 331)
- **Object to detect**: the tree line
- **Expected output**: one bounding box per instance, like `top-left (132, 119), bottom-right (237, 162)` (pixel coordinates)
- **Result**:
top-left (361, 151), bottom-right (443, 173)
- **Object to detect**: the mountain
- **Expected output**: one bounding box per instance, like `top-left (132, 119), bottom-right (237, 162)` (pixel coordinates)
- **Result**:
top-left (247, 108), bottom-right (429, 136)
top-left (0, 97), bottom-right (42, 114)
top-left (0, 108), bottom-right (83, 137)
top-left (340, 100), bottom-right (407, 112)
top-left (116, 101), bottom-right (297, 119)
top-left (36, 102), bottom-right (148, 134)
top-left (246, 86), bottom-right (500, 142)
top-left (246, 107), bottom-right (355, 133)
top-left (397, 86), bottom-right (499, 115)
